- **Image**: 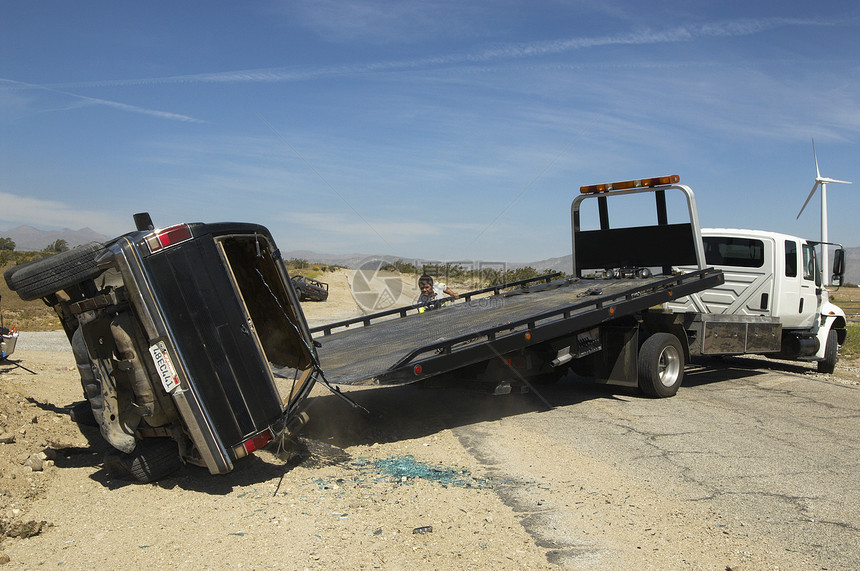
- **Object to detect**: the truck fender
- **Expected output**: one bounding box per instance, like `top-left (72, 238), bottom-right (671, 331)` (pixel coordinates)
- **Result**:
top-left (815, 303), bottom-right (847, 360)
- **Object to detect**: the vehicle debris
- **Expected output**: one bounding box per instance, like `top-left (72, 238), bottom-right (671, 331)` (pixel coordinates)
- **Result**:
top-left (291, 275), bottom-right (329, 302)
top-left (0, 294), bottom-right (18, 361)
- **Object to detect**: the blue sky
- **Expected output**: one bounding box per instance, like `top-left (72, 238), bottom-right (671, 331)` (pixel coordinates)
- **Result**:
top-left (2, 1), bottom-right (859, 264)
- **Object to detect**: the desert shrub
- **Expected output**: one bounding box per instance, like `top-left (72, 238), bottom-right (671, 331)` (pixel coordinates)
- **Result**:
top-left (42, 239), bottom-right (69, 254)
top-left (842, 325), bottom-right (860, 359)
top-left (380, 259), bottom-right (421, 274)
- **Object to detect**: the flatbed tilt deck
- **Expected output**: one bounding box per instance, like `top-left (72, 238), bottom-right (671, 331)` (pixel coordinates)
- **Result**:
top-left (313, 175), bottom-right (726, 397)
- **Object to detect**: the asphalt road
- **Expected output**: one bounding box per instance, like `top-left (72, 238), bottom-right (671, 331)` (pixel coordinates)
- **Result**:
top-left (304, 356), bottom-right (860, 568)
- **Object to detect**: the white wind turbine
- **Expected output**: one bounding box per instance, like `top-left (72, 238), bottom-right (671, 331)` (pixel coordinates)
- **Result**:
top-left (795, 139), bottom-right (852, 286)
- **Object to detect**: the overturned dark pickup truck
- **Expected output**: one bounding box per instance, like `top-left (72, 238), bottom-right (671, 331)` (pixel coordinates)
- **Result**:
top-left (4, 214), bottom-right (319, 482)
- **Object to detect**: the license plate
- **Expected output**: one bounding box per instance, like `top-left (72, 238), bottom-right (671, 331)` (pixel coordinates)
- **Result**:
top-left (149, 341), bottom-right (180, 393)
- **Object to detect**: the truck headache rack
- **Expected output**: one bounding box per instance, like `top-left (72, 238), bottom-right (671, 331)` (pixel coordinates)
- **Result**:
top-left (572, 175), bottom-right (706, 277)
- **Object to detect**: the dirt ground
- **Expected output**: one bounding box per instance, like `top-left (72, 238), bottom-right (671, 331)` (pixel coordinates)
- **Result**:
top-left (0, 272), bottom-right (858, 568)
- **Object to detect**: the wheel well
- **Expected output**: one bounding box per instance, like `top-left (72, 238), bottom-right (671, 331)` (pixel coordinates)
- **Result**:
top-left (831, 316), bottom-right (847, 345)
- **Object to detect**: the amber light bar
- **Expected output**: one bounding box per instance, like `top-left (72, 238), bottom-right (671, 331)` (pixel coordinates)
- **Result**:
top-left (580, 175), bottom-right (680, 194)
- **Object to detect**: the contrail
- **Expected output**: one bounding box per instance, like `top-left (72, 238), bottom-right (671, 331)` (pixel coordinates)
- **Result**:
top-left (0, 78), bottom-right (201, 123)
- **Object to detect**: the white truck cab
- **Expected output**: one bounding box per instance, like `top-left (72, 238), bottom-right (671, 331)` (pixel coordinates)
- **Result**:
top-left (667, 228), bottom-right (847, 372)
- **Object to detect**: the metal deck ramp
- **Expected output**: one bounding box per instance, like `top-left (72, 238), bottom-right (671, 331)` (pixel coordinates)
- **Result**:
top-left (313, 269), bottom-right (723, 386)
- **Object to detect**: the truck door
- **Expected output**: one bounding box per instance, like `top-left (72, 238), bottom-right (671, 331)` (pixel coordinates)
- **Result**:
top-left (798, 242), bottom-right (820, 328)
top-left (779, 240), bottom-right (819, 329)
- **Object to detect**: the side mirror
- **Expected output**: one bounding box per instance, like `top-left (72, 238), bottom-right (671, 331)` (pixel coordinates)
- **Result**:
top-left (133, 212), bottom-right (155, 231)
top-left (832, 248), bottom-right (846, 286)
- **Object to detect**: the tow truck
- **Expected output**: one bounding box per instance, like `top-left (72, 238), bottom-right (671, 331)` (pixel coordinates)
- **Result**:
top-left (312, 175), bottom-right (846, 396)
top-left (313, 175), bottom-right (731, 396)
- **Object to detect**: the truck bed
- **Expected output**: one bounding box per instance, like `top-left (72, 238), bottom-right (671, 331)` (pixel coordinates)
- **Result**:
top-left (313, 269), bottom-right (723, 386)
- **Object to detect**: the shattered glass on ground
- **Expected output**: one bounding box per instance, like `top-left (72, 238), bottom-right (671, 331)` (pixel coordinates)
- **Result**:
top-left (277, 437), bottom-right (491, 489)
top-left (354, 454), bottom-right (491, 489)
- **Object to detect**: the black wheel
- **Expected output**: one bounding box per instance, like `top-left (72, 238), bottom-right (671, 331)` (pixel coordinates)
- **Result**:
top-left (638, 332), bottom-right (684, 398)
top-left (4, 242), bottom-right (106, 300)
top-left (817, 329), bottom-right (838, 374)
top-left (105, 438), bottom-right (182, 484)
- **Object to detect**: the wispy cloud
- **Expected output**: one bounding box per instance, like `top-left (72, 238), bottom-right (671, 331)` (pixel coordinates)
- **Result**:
top-left (282, 1), bottom-right (488, 44)
top-left (45, 16), bottom-right (843, 90)
top-left (0, 78), bottom-right (202, 123)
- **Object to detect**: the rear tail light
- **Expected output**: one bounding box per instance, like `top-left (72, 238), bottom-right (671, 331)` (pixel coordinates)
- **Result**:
top-left (143, 224), bottom-right (193, 253)
top-left (233, 428), bottom-right (274, 459)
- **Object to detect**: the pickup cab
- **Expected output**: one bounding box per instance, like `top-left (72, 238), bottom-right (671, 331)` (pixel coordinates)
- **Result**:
top-left (4, 214), bottom-right (319, 482)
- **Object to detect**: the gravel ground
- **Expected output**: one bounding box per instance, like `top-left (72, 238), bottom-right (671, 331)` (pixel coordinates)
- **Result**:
top-left (14, 331), bottom-right (71, 353)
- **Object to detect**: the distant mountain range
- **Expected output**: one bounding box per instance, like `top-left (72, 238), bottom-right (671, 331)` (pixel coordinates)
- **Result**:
top-left (4, 226), bottom-right (859, 286)
top-left (0, 225), bottom-right (109, 251)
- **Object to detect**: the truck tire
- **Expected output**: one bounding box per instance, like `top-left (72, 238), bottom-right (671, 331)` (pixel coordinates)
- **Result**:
top-left (105, 438), bottom-right (182, 484)
top-left (638, 332), bottom-right (684, 398)
top-left (817, 329), bottom-right (838, 374)
top-left (3, 242), bottom-right (106, 300)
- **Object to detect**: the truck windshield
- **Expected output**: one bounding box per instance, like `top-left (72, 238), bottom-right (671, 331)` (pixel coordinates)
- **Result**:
top-left (702, 237), bottom-right (764, 268)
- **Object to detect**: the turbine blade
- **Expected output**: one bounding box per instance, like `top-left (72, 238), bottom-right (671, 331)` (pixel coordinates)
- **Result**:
top-left (813, 138), bottom-right (821, 178)
top-left (796, 182), bottom-right (819, 219)
top-left (820, 177), bottom-right (852, 185)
